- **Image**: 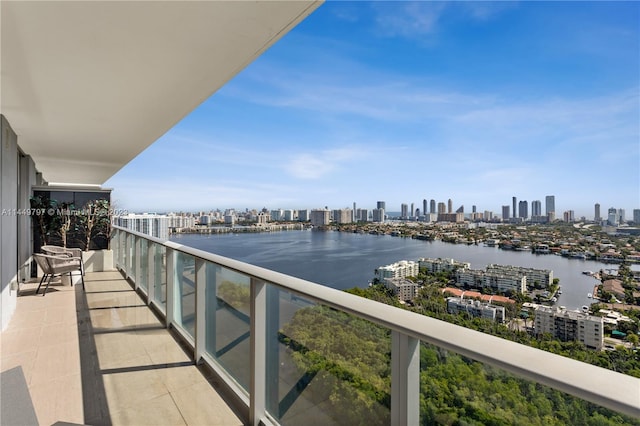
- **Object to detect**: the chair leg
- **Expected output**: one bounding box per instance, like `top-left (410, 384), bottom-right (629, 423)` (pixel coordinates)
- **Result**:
top-left (80, 271), bottom-right (85, 291)
top-left (35, 274), bottom-right (48, 295)
top-left (42, 274), bottom-right (54, 296)
top-left (69, 272), bottom-right (73, 287)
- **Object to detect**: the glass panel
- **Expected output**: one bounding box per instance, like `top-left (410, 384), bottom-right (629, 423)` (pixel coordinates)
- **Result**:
top-left (267, 287), bottom-right (391, 425)
top-left (130, 235), bottom-right (137, 283)
top-left (126, 233), bottom-right (133, 277)
top-left (152, 243), bottom-right (166, 312)
top-left (419, 342), bottom-right (638, 425)
top-left (110, 229), bottom-right (118, 266)
top-left (174, 251), bottom-right (195, 339)
top-left (139, 238), bottom-right (148, 292)
top-left (118, 230), bottom-right (126, 270)
top-left (204, 263), bottom-right (251, 391)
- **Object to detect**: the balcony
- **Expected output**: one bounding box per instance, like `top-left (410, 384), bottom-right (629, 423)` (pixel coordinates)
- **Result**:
top-left (3, 226), bottom-right (637, 425)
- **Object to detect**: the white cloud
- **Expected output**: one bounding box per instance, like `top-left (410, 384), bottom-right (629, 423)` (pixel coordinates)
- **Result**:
top-left (373, 2), bottom-right (447, 38)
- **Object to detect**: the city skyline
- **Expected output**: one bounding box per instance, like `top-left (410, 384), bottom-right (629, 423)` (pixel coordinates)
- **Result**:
top-left (104, 2), bottom-right (639, 218)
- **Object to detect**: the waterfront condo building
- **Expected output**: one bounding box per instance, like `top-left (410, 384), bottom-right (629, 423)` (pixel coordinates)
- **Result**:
top-left (419, 258), bottom-right (471, 273)
top-left (383, 278), bottom-right (419, 302)
top-left (446, 297), bottom-right (506, 323)
top-left (372, 208), bottom-right (385, 223)
top-left (114, 213), bottom-right (169, 240)
top-left (310, 208), bottom-right (331, 227)
top-left (534, 307), bottom-right (604, 350)
top-left (545, 195), bottom-right (556, 216)
top-left (375, 260), bottom-right (419, 281)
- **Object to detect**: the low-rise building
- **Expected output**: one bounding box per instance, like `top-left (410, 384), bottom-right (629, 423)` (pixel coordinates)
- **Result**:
top-left (375, 260), bottom-right (419, 281)
top-left (534, 306), bottom-right (603, 350)
top-left (384, 278), bottom-right (419, 302)
top-left (419, 257), bottom-right (470, 273)
top-left (455, 268), bottom-right (527, 294)
top-left (446, 297), bottom-right (505, 322)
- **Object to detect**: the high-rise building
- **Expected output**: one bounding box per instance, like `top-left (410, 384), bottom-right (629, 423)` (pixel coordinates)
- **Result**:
top-left (545, 195), bottom-right (555, 216)
top-left (430, 199), bottom-right (436, 214)
top-left (518, 200), bottom-right (528, 219)
top-left (372, 208), bottom-right (385, 223)
top-left (377, 201), bottom-right (386, 210)
top-left (563, 210), bottom-right (575, 222)
top-left (298, 209), bottom-right (309, 222)
top-left (607, 207), bottom-right (619, 226)
top-left (114, 213), bottom-right (169, 240)
top-left (618, 209), bottom-right (625, 223)
top-left (502, 205), bottom-right (510, 221)
top-left (456, 205), bottom-right (464, 213)
top-left (594, 203), bottom-right (601, 222)
top-left (310, 209), bottom-right (331, 227)
top-left (531, 200), bottom-right (542, 217)
top-left (353, 202), bottom-right (356, 222)
top-left (401, 203), bottom-right (409, 218)
top-left (410, 203), bottom-right (414, 217)
top-left (447, 199), bottom-right (453, 213)
top-left (472, 205), bottom-right (477, 213)
top-left (423, 199), bottom-right (427, 217)
top-left (355, 208), bottom-right (368, 222)
top-left (512, 196), bottom-right (517, 218)
top-left (332, 208), bottom-right (352, 224)
top-left (437, 202), bottom-right (446, 214)
top-left (634, 209), bottom-right (640, 224)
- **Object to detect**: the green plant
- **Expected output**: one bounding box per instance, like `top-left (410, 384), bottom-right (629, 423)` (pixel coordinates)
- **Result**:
top-left (78, 199), bottom-right (110, 251)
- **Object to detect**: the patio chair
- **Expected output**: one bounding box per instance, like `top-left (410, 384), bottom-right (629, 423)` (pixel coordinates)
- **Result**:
top-left (41, 245), bottom-right (84, 276)
top-left (33, 253), bottom-right (84, 296)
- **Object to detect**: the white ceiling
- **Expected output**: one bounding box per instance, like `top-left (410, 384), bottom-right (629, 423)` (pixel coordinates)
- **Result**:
top-left (1, 0), bottom-right (321, 185)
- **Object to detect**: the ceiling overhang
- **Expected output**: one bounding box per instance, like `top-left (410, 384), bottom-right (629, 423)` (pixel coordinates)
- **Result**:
top-left (1, 0), bottom-right (322, 185)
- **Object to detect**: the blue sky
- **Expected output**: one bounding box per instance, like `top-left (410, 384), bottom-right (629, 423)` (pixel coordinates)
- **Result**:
top-left (105, 1), bottom-right (639, 218)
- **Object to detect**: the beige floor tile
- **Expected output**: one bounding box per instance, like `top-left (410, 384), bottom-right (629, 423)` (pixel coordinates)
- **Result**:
top-left (8, 308), bottom-right (48, 328)
top-left (103, 369), bottom-right (170, 413)
top-left (94, 332), bottom-right (150, 369)
top-left (156, 364), bottom-right (206, 393)
top-left (2, 270), bottom-right (243, 426)
top-left (0, 326), bottom-right (43, 356)
top-left (38, 323), bottom-right (80, 348)
top-left (171, 381), bottom-right (242, 426)
top-left (44, 305), bottom-right (79, 326)
top-left (0, 350), bottom-right (38, 384)
top-left (110, 392), bottom-right (186, 426)
top-left (29, 373), bottom-right (83, 426)
top-left (30, 341), bottom-right (81, 386)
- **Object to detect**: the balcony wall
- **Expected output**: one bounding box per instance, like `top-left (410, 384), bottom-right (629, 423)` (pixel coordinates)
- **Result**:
top-left (111, 225), bottom-right (640, 425)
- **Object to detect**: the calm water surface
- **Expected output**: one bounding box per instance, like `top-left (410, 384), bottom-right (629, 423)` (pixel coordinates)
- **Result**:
top-left (170, 230), bottom-right (621, 311)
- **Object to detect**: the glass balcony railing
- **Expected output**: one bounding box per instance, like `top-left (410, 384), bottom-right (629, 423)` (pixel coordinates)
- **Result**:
top-left (110, 226), bottom-right (640, 426)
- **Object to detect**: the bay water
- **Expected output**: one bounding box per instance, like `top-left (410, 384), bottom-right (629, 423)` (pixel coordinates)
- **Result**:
top-left (170, 230), bottom-right (619, 310)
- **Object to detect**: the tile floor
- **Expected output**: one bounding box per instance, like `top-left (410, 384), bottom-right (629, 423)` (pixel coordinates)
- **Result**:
top-left (1, 270), bottom-right (243, 425)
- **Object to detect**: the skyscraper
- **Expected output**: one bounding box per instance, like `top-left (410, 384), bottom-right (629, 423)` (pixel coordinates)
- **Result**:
top-left (401, 203), bottom-right (408, 218)
top-left (607, 207), bottom-right (618, 226)
top-left (618, 209), bottom-right (625, 223)
top-left (502, 205), bottom-right (510, 221)
top-left (532, 200), bottom-right (542, 217)
top-left (512, 196), bottom-right (517, 218)
top-left (410, 203), bottom-right (414, 217)
top-left (377, 201), bottom-right (386, 211)
top-left (447, 199), bottom-right (453, 213)
top-left (633, 209), bottom-right (640, 224)
top-left (518, 200), bottom-right (528, 219)
top-left (594, 203), bottom-right (601, 222)
top-left (423, 199), bottom-right (427, 217)
top-left (430, 199), bottom-right (436, 214)
top-left (545, 195), bottom-right (555, 216)
top-left (437, 202), bottom-right (446, 214)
